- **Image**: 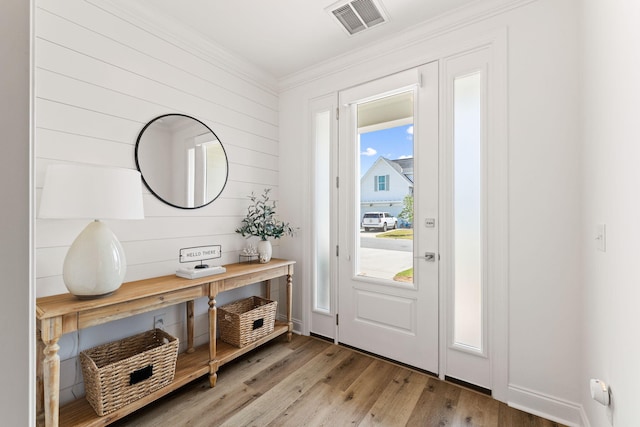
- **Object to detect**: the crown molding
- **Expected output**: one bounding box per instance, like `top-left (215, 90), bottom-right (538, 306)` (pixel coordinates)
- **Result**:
top-left (87, 0), bottom-right (279, 95)
top-left (278, 0), bottom-right (537, 92)
top-left (85, 0), bottom-right (536, 95)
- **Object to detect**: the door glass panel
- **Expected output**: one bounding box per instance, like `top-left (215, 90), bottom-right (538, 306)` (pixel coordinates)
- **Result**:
top-left (314, 110), bottom-right (331, 311)
top-left (453, 71), bottom-right (482, 350)
top-left (357, 91), bottom-right (414, 283)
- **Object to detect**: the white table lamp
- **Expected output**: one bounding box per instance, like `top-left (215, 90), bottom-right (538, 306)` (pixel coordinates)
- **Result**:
top-left (39, 164), bottom-right (144, 298)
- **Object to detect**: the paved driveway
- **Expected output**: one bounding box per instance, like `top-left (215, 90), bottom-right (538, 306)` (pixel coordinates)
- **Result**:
top-left (358, 230), bottom-right (413, 281)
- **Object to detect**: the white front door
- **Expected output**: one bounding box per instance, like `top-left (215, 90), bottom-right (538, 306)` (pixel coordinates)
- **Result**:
top-left (337, 62), bottom-right (439, 373)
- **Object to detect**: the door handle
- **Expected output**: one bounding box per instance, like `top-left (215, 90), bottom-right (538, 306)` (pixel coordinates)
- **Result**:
top-left (424, 252), bottom-right (436, 262)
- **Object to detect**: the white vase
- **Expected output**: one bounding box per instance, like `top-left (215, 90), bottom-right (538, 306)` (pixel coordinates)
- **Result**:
top-left (257, 240), bottom-right (272, 263)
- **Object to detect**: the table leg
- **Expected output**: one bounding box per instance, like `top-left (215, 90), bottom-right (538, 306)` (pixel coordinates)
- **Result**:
top-left (287, 269), bottom-right (293, 342)
top-left (186, 300), bottom-right (195, 354)
top-left (208, 295), bottom-right (218, 387)
top-left (36, 329), bottom-right (44, 425)
top-left (41, 317), bottom-right (62, 427)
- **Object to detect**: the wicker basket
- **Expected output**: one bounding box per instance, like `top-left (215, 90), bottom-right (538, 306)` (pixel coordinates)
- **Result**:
top-left (218, 296), bottom-right (277, 348)
top-left (80, 329), bottom-right (179, 416)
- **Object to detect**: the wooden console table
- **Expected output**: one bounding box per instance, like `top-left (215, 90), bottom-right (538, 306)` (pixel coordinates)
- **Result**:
top-left (36, 259), bottom-right (295, 427)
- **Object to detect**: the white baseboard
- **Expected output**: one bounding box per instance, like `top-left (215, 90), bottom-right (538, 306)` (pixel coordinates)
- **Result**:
top-left (508, 384), bottom-right (589, 427)
top-left (579, 408), bottom-right (592, 427)
top-left (277, 314), bottom-right (303, 336)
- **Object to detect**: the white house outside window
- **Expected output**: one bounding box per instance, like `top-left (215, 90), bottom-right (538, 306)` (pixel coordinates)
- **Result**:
top-left (375, 174), bottom-right (389, 191)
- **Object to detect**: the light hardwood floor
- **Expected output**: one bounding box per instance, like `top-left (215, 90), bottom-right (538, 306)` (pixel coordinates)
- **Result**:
top-left (113, 335), bottom-right (565, 427)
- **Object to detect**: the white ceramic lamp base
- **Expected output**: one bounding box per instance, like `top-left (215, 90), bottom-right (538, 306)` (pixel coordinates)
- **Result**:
top-left (63, 220), bottom-right (126, 299)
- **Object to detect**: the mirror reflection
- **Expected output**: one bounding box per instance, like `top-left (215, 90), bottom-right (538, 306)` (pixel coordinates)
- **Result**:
top-left (135, 114), bottom-right (228, 209)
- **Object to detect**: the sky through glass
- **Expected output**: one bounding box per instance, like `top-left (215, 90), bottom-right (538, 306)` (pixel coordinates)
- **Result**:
top-left (359, 124), bottom-right (414, 177)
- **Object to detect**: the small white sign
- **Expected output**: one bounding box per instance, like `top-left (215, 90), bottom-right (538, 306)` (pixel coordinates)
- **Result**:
top-left (179, 245), bottom-right (221, 263)
top-left (425, 218), bottom-right (436, 228)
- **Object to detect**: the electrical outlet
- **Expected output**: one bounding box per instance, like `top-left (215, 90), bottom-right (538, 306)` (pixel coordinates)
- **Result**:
top-left (153, 313), bottom-right (166, 330)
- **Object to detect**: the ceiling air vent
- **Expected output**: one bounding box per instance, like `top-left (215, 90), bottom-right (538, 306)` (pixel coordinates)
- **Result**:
top-left (329, 0), bottom-right (387, 36)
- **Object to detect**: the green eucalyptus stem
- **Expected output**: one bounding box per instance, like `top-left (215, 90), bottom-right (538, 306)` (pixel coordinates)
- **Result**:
top-left (235, 188), bottom-right (296, 240)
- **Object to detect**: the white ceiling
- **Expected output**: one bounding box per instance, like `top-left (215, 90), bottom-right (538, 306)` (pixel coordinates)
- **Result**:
top-left (125, 0), bottom-right (484, 80)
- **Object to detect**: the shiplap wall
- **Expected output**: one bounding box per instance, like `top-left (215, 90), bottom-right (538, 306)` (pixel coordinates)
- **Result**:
top-left (34, 0), bottom-right (283, 404)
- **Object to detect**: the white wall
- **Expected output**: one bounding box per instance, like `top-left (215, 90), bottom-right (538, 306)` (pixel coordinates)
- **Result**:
top-left (279, 0), bottom-right (584, 424)
top-left (581, 1), bottom-right (640, 426)
top-left (503, 1), bottom-right (583, 423)
top-left (34, 0), bottom-right (289, 405)
top-left (0, 1), bottom-right (33, 425)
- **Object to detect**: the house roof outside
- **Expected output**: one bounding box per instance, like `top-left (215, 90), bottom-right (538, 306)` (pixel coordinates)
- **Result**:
top-left (361, 156), bottom-right (414, 187)
top-left (388, 157), bottom-right (413, 183)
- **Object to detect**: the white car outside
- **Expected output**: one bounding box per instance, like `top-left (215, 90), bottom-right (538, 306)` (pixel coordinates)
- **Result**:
top-left (362, 212), bottom-right (398, 232)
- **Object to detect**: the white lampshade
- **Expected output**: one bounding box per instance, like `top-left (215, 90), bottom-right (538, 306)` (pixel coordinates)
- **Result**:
top-left (39, 164), bottom-right (144, 220)
top-left (39, 164), bottom-right (145, 298)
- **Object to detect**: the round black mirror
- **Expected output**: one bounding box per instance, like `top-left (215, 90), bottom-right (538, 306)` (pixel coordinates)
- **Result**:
top-left (135, 114), bottom-right (228, 209)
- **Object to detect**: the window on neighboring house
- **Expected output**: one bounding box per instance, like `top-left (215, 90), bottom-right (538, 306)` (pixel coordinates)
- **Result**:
top-left (375, 174), bottom-right (389, 191)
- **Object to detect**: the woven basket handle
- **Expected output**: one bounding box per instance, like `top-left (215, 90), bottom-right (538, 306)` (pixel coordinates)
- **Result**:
top-left (252, 318), bottom-right (264, 330)
top-left (129, 364), bottom-right (153, 385)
